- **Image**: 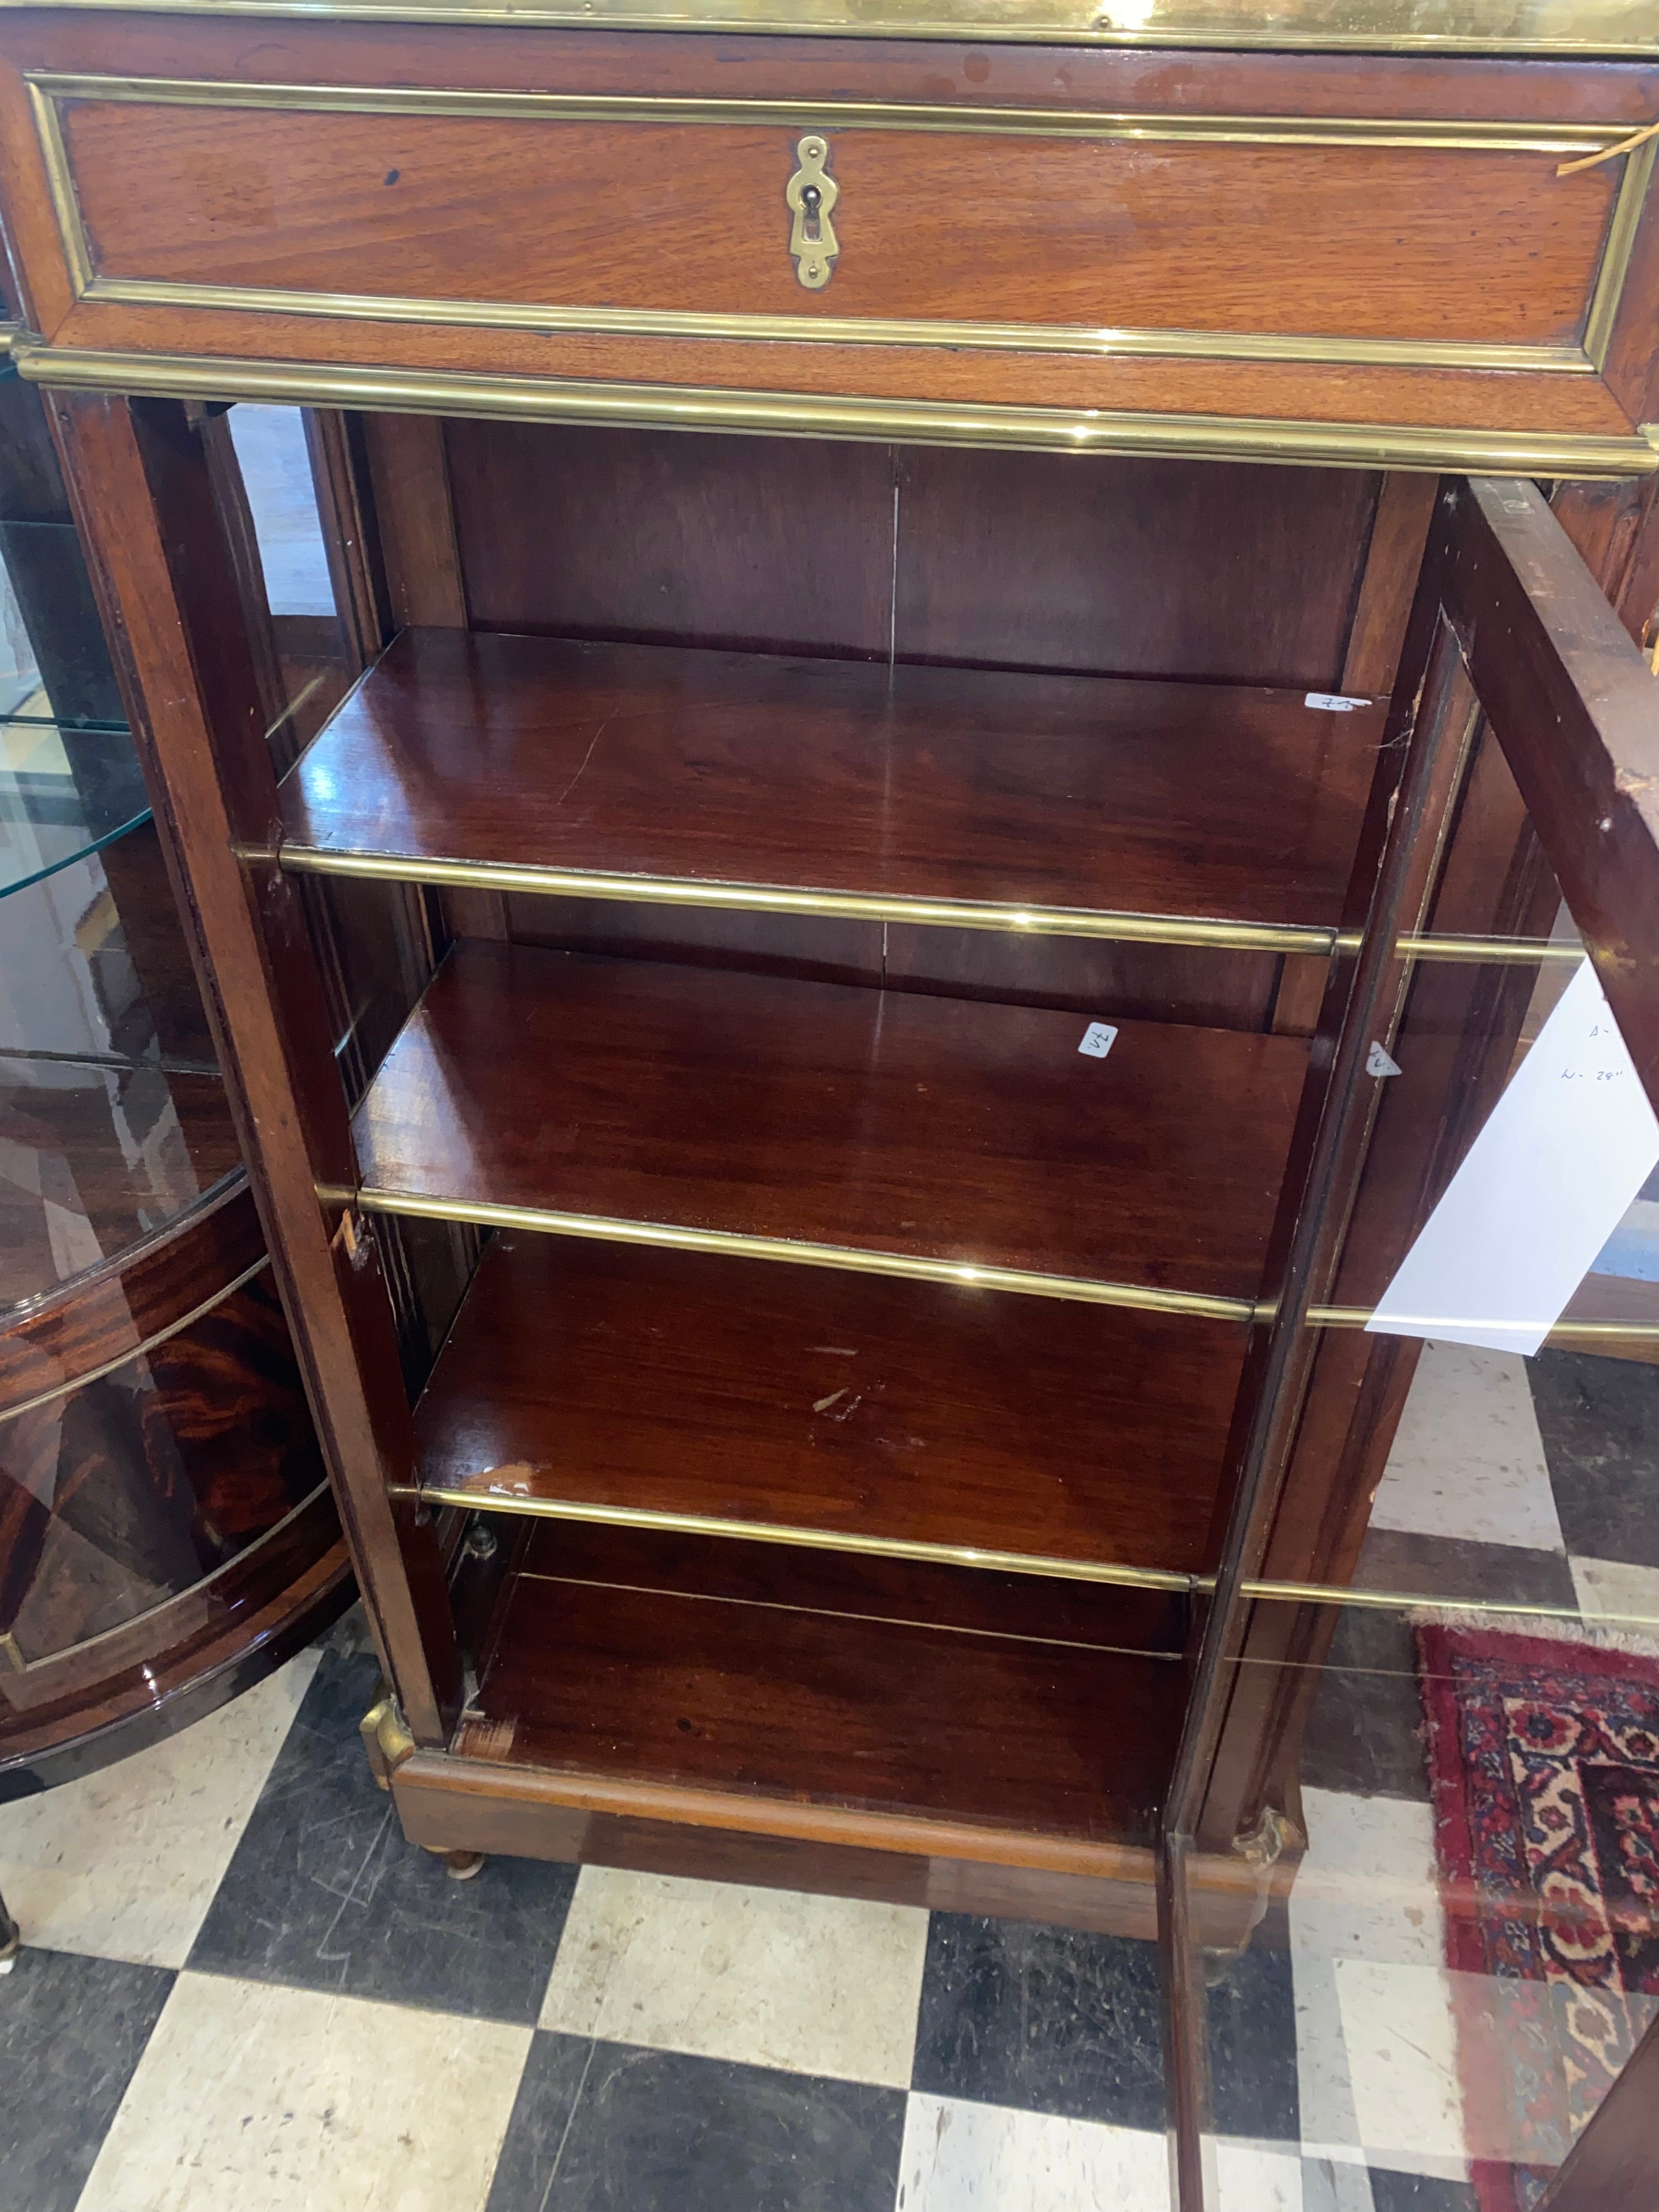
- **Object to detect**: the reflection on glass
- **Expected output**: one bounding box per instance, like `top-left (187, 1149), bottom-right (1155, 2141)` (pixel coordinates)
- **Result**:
top-left (1, 1270), bottom-right (325, 1662)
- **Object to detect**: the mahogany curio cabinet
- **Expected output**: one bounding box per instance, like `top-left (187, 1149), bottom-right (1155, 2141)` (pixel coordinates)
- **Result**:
top-left (3, 0), bottom-right (1659, 2193)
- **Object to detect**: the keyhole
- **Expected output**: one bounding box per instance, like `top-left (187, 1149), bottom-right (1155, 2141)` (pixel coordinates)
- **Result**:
top-left (801, 184), bottom-right (821, 226)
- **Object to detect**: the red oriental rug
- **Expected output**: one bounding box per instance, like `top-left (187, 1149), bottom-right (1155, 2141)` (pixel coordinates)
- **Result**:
top-left (1418, 1623), bottom-right (1659, 2212)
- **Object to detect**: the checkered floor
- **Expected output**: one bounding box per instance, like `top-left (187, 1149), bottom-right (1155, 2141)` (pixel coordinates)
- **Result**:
top-left (3, 1340), bottom-right (1655, 2211)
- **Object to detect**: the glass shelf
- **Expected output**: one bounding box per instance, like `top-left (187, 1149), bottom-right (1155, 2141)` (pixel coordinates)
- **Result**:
top-left (0, 705), bottom-right (151, 902)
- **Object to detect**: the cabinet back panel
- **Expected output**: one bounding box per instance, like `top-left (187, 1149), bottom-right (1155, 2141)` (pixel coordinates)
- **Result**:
top-left (444, 421), bottom-right (1378, 1021)
top-left (444, 420), bottom-right (1379, 689)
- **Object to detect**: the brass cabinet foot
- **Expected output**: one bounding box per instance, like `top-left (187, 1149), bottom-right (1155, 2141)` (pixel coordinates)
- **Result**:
top-left (424, 1846), bottom-right (486, 1881)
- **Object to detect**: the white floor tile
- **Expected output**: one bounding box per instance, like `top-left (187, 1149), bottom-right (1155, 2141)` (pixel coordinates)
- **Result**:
top-left (539, 1865), bottom-right (928, 2087)
top-left (1334, 1960), bottom-right (1468, 2182)
top-left (1290, 1792), bottom-right (1445, 2166)
top-left (0, 1649), bottom-right (318, 1970)
top-left (75, 1971), bottom-right (531, 2212)
top-left (1370, 1342), bottom-right (1564, 1551)
top-left (898, 2097), bottom-right (1170, 2211)
top-left (1214, 2142), bottom-right (1306, 2212)
top-left (1570, 1554), bottom-right (1659, 1632)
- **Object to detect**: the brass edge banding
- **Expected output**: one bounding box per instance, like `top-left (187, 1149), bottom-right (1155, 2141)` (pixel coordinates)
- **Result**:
top-left (77, 276), bottom-right (1596, 379)
top-left (16, 345), bottom-right (1654, 475)
top-left (323, 1184), bottom-right (1259, 1319)
top-left (0, 1253), bottom-right (273, 1428)
top-left (2, 0), bottom-right (1657, 56)
top-left (4, 1480), bottom-right (333, 1677)
top-left (1584, 136), bottom-right (1659, 370)
top-left (411, 1481), bottom-right (1195, 1590)
top-left (26, 80), bottom-right (92, 298)
top-left (24, 76), bottom-right (1622, 150)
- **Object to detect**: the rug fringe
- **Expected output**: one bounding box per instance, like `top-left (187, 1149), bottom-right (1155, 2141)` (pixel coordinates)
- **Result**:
top-left (1409, 1604), bottom-right (1659, 1656)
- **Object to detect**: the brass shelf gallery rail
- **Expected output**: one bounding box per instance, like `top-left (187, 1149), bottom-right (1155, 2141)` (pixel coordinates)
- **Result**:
top-left (398, 1483), bottom-right (1659, 1623)
top-left (262, 840), bottom-right (1589, 964)
top-left (320, 1184), bottom-right (1657, 1339)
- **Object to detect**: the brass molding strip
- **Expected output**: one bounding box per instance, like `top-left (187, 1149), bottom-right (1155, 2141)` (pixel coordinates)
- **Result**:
top-left (27, 75), bottom-right (1639, 381)
top-left (4, 3), bottom-right (1656, 58)
top-left (0, 1254), bottom-right (272, 1428)
top-left (2, 1480), bottom-right (332, 1678)
top-left (17, 344), bottom-right (1655, 476)
top-left (324, 1183), bottom-right (1260, 1319)
top-left (1584, 134), bottom-right (1659, 368)
top-left (22, 76), bottom-right (1622, 150)
top-left (266, 841), bottom-right (1592, 963)
top-left (407, 1481), bottom-right (1197, 1591)
top-left (77, 275), bottom-right (1598, 377)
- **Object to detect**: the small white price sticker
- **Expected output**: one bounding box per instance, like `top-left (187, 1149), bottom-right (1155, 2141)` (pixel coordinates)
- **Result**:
top-left (1305, 692), bottom-right (1372, 712)
top-left (1078, 1022), bottom-right (1118, 1060)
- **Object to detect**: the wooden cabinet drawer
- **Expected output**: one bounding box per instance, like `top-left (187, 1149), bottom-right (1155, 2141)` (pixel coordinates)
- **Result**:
top-left (30, 77), bottom-right (1648, 366)
top-left (4, 24), bottom-right (1658, 469)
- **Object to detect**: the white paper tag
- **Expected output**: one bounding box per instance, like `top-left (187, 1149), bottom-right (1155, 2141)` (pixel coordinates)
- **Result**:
top-left (1305, 692), bottom-right (1371, 712)
top-left (1365, 1042), bottom-right (1403, 1078)
top-left (1078, 1022), bottom-right (1118, 1060)
top-left (1367, 961), bottom-right (1659, 1355)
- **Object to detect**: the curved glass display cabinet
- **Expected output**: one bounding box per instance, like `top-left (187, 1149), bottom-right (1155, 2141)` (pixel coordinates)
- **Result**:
top-left (0, 360), bottom-right (354, 1813)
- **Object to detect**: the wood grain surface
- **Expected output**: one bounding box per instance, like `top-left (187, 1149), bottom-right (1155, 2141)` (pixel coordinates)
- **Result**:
top-left (460, 1522), bottom-right (1183, 1841)
top-left (351, 941), bottom-right (1308, 1299)
top-left (280, 627), bottom-right (1380, 928)
top-left (414, 1231), bottom-right (1244, 1572)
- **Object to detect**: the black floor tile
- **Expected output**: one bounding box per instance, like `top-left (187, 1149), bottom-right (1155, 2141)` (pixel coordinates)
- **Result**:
top-left (911, 1914), bottom-right (1164, 2128)
top-left (911, 1913), bottom-right (1297, 2142)
top-left (1367, 2167), bottom-right (1481, 2212)
top-left (1355, 1528), bottom-right (1579, 1611)
top-left (188, 1647), bottom-right (577, 2023)
top-left (0, 1944), bottom-right (174, 2212)
top-left (1206, 1934), bottom-right (1300, 2143)
top-left (1530, 1347), bottom-right (1659, 1568)
top-left (1297, 1600), bottom-right (1426, 1802)
top-left (1300, 1531), bottom-right (1579, 1802)
top-left (484, 2033), bottom-right (905, 2212)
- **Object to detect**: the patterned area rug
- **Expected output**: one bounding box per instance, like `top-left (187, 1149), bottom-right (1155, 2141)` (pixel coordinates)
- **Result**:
top-left (1418, 1624), bottom-right (1659, 2212)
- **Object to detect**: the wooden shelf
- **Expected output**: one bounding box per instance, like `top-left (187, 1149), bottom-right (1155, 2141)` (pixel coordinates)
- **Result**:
top-left (351, 943), bottom-right (1307, 1308)
top-left (457, 1523), bottom-right (1183, 1844)
top-left (414, 1232), bottom-right (1245, 1575)
top-left (276, 628), bottom-right (1380, 945)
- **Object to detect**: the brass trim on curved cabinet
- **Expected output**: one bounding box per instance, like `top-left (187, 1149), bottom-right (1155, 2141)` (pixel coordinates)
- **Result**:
top-left (14, 342), bottom-right (1658, 475)
top-left (0, 1253), bottom-right (272, 1426)
top-left (0, 0), bottom-right (1655, 55)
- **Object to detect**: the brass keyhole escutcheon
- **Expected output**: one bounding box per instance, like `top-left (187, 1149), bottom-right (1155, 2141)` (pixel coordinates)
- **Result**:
top-left (786, 134), bottom-right (839, 291)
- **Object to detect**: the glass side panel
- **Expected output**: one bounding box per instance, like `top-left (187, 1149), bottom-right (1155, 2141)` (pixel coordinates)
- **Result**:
top-left (1182, 719), bottom-right (1659, 2211)
top-left (0, 827), bottom-right (233, 1317)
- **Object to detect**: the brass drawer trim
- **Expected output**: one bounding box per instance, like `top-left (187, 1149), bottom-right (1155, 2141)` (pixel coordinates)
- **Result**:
top-left (26, 73), bottom-right (1655, 379)
top-left (16, 339), bottom-right (1659, 475)
top-left (3, 0), bottom-right (1656, 58)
